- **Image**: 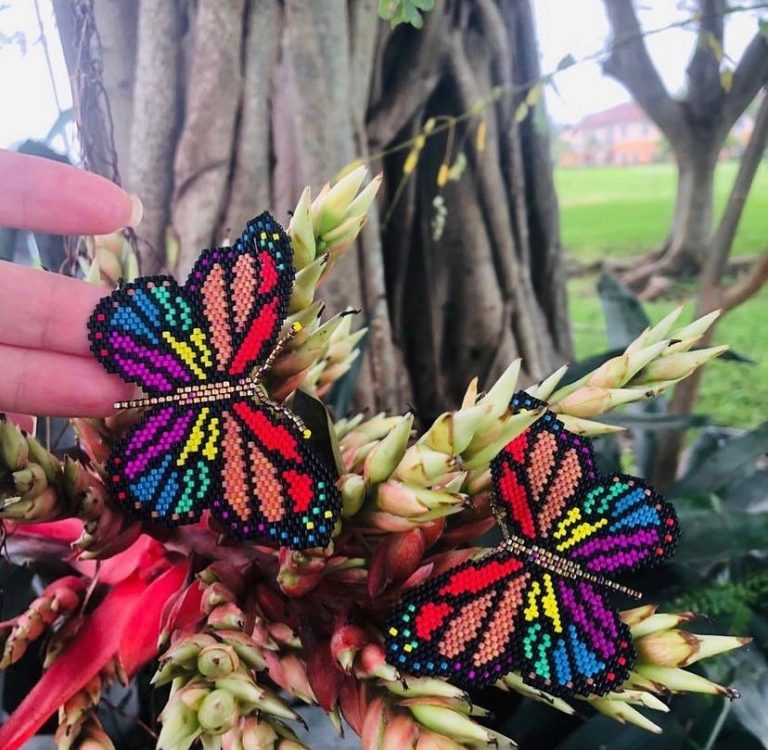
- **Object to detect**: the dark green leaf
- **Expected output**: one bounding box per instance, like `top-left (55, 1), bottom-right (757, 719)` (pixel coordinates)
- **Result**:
top-left (675, 509), bottom-right (768, 562)
top-left (724, 469), bottom-right (768, 512)
top-left (671, 421), bottom-right (768, 497)
top-left (597, 273), bottom-right (650, 348)
top-left (715, 651), bottom-right (768, 749)
top-left (327, 329), bottom-right (367, 419)
top-left (598, 412), bottom-right (710, 430)
top-left (718, 348), bottom-right (755, 363)
top-left (556, 53), bottom-right (577, 71)
top-left (559, 348), bottom-right (624, 386)
top-left (289, 390), bottom-right (344, 476)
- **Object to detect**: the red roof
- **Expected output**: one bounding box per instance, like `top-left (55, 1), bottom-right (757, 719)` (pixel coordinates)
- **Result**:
top-left (575, 102), bottom-right (647, 130)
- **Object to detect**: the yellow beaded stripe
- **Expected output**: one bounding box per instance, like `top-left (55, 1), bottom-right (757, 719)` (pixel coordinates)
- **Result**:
top-left (523, 574), bottom-right (564, 634)
top-left (553, 517), bottom-right (609, 553)
top-left (162, 329), bottom-right (209, 380)
top-left (541, 574), bottom-right (563, 633)
top-left (177, 408), bottom-right (219, 465)
top-left (190, 327), bottom-right (214, 368)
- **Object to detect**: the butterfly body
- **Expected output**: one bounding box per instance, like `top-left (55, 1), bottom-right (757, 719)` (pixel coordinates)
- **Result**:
top-left (88, 214), bottom-right (341, 549)
top-left (384, 393), bottom-right (679, 697)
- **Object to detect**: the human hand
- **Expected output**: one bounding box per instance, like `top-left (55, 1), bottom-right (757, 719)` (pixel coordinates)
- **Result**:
top-left (0, 149), bottom-right (143, 420)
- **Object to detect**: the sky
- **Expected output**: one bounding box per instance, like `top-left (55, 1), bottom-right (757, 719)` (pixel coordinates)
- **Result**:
top-left (0, 0), bottom-right (765, 150)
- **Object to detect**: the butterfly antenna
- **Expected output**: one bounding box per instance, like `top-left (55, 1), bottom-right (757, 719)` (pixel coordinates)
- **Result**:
top-left (252, 382), bottom-right (313, 440)
top-left (253, 322), bottom-right (303, 381)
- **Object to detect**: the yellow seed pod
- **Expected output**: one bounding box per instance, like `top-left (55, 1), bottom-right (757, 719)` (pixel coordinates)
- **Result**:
top-left (475, 120), bottom-right (487, 154)
top-left (403, 148), bottom-right (420, 175)
top-left (436, 163), bottom-right (450, 187)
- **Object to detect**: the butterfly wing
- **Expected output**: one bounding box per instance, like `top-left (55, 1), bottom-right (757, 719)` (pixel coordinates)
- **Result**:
top-left (106, 404), bottom-right (222, 525)
top-left (186, 213), bottom-right (294, 378)
top-left (493, 391), bottom-right (679, 575)
top-left (514, 575), bottom-right (634, 696)
top-left (550, 474), bottom-right (679, 575)
top-left (88, 277), bottom-right (217, 394)
top-left (383, 548), bottom-right (634, 697)
top-left (384, 548), bottom-right (532, 685)
top-left (490, 393), bottom-right (598, 541)
top-left (211, 401), bottom-right (341, 548)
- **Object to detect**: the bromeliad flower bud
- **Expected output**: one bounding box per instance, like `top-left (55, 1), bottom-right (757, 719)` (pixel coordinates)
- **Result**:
top-left (288, 187), bottom-right (316, 270)
top-left (276, 547), bottom-right (328, 598)
top-left (404, 700), bottom-right (494, 744)
top-left (339, 473), bottom-right (366, 517)
top-left (214, 672), bottom-right (265, 711)
top-left (631, 664), bottom-right (740, 697)
top-left (635, 629), bottom-right (750, 668)
top-left (395, 444), bottom-right (457, 488)
top-left (197, 688), bottom-right (239, 734)
top-left (330, 623), bottom-right (366, 672)
top-left (0, 415), bottom-right (29, 470)
top-left (551, 386), bottom-right (647, 419)
top-left (0, 575), bottom-right (87, 670)
top-left (631, 346), bottom-right (728, 384)
top-left (355, 643), bottom-right (399, 682)
top-left (207, 603), bottom-right (247, 632)
top-left (313, 166), bottom-right (368, 236)
top-left (364, 413), bottom-right (414, 486)
top-left (0, 486), bottom-right (61, 522)
top-left (198, 644), bottom-right (240, 679)
top-left (589, 697), bottom-right (662, 734)
top-left (158, 692), bottom-right (203, 750)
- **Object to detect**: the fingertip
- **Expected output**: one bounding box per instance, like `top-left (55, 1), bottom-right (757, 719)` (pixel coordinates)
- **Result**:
top-left (128, 194), bottom-right (144, 228)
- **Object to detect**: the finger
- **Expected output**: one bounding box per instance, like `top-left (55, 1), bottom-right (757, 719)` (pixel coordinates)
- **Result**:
top-left (3, 412), bottom-right (36, 433)
top-left (0, 262), bottom-right (108, 356)
top-left (0, 150), bottom-right (142, 235)
top-left (0, 344), bottom-right (135, 417)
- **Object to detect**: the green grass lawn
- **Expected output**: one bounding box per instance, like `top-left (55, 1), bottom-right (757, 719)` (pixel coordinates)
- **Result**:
top-left (559, 162), bottom-right (768, 428)
top-left (557, 161), bottom-right (768, 263)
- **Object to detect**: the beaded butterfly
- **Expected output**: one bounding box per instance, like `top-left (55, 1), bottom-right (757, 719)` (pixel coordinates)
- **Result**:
top-left (87, 213), bottom-right (341, 549)
top-left (384, 391), bottom-right (679, 697)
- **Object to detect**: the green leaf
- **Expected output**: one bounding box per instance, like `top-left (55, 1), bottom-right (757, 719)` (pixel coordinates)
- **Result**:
top-left (596, 273), bottom-right (650, 349)
top-left (378, 0), bottom-right (397, 20)
top-left (598, 412), bottom-right (710, 431)
top-left (556, 53), bottom-right (577, 71)
top-left (412, 0), bottom-right (435, 9)
top-left (671, 421), bottom-right (768, 497)
top-left (728, 651), bottom-right (768, 750)
top-left (675, 509), bottom-right (768, 562)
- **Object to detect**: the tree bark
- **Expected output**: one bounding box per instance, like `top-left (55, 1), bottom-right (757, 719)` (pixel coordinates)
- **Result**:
top-left (652, 92), bottom-right (768, 488)
top-left (665, 146), bottom-right (719, 273)
top-left (56, 0), bottom-right (572, 417)
top-left (602, 0), bottom-right (768, 278)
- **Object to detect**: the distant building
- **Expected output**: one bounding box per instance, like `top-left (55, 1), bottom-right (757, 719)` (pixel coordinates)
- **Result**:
top-left (558, 102), bottom-right (662, 168)
top-left (558, 101), bottom-right (754, 168)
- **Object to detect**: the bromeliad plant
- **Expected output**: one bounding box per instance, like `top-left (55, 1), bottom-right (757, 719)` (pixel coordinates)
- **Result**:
top-left (0, 167), bottom-right (750, 750)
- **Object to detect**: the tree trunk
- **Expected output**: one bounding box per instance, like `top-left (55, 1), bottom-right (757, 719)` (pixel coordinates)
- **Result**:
top-left (664, 145), bottom-right (720, 274)
top-left (53, 0), bottom-right (572, 418)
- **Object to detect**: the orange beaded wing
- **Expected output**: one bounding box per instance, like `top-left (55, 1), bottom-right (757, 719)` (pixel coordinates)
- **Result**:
top-left (89, 214), bottom-right (341, 549)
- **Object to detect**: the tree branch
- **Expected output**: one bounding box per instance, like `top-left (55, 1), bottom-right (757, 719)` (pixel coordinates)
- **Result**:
top-left (685, 0), bottom-right (726, 117)
top-left (700, 91), bottom-right (768, 299)
top-left (723, 31), bottom-right (768, 128)
top-left (723, 251), bottom-right (768, 310)
top-left (601, 0), bottom-right (686, 141)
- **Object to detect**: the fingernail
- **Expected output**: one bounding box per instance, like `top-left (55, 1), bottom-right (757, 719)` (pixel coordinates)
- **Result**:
top-left (129, 194), bottom-right (144, 227)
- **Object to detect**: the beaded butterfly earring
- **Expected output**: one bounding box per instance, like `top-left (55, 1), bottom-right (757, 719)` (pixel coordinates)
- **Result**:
top-left (87, 213), bottom-right (341, 550)
top-left (384, 391), bottom-right (679, 698)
